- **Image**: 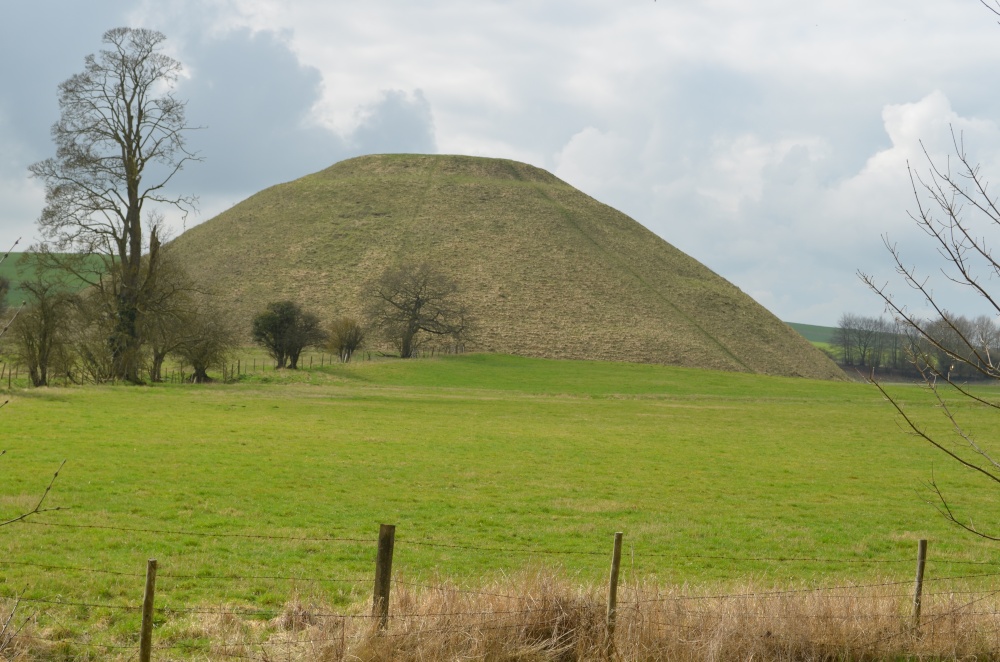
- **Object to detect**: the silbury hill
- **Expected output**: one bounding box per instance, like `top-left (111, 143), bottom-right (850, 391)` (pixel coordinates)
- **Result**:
top-left (169, 154), bottom-right (842, 379)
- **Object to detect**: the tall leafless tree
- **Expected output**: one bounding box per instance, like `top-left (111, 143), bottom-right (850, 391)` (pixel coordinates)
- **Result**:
top-left (29, 28), bottom-right (199, 383)
top-left (366, 261), bottom-right (471, 358)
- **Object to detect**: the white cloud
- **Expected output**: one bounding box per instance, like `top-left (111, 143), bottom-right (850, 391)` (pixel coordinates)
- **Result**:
top-left (9, 1), bottom-right (1000, 326)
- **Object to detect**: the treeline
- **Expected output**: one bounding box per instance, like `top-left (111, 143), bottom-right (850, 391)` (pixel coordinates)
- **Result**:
top-left (834, 312), bottom-right (1000, 379)
top-left (0, 254), bottom-right (471, 388)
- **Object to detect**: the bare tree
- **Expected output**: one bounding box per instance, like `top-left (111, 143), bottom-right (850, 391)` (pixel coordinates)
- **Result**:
top-left (366, 261), bottom-right (471, 358)
top-left (0, 239), bottom-right (21, 341)
top-left (172, 297), bottom-right (240, 382)
top-left (8, 276), bottom-right (76, 387)
top-left (29, 28), bottom-right (199, 384)
top-left (327, 317), bottom-right (365, 363)
top-left (138, 247), bottom-right (202, 382)
top-left (0, 277), bottom-right (9, 320)
top-left (833, 313), bottom-right (859, 366)
top-left (860, 127), bottom-right (1000, 540)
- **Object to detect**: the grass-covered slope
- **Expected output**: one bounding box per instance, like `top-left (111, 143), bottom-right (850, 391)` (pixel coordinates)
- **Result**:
top-left (170, 154), bottom-right (842, 379)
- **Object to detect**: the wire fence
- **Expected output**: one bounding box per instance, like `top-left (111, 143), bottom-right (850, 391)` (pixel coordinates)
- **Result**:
top-left (4, 516), bottom-right (1000, 660)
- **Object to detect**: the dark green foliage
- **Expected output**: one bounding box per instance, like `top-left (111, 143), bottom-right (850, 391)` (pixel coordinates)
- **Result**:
top-left (251, 301), bottom-right (326, 369)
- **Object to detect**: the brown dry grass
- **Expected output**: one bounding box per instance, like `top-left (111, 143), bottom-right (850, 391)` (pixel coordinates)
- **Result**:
top-left (11, 572), bottom-right (1000, 661)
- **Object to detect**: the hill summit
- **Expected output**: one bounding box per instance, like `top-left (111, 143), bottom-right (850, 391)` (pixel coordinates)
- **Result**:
top-left (170, 154), bottom-right (842, 379)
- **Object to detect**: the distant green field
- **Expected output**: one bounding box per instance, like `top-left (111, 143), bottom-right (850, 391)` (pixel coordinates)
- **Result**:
top-left (0, 252), bottom-right (106, 309)
top-left (786, 321), bottom-right (837, 344)
top-left (1, 354), bottom-right (997, 647)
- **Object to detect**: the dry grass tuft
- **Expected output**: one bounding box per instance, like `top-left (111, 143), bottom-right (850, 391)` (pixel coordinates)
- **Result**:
top-left (9, 574), bottom-right (1000, 660)
top-left (177, 573), bottom-right (1000, 661)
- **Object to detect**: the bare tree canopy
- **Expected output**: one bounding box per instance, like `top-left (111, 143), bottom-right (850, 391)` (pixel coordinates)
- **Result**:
top-left (327, 317), bottom-right (365, 363)
top-left (860, 127), bottom-right (1000, 540)
top-left (367, 261), bottom-right (470, 358)
top-left (28, 28), bottom-right (199, 383)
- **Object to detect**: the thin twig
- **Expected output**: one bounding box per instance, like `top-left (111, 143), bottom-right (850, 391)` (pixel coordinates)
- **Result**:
top-left (0, 459), bottom-right (67, 528)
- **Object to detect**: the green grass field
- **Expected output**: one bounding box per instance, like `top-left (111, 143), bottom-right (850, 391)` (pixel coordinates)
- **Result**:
top-left (2, 354), bottom-right (999, 648)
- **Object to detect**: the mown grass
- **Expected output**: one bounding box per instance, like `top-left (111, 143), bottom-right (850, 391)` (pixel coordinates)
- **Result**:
top-left (1, 354), bottom-right (999, 655)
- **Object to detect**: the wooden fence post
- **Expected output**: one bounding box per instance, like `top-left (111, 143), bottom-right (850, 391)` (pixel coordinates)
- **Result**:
top-left (913, 539), bottom-right (927, 627)
top-left (373, 524), bottom-right (396, 631)
top-left (606, 532), bottom-right (623, 658)
top-left (139, 558), bottom-right (158, 662)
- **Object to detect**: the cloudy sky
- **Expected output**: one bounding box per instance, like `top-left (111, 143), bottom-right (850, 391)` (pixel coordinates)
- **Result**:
top-left (4, 0), bottom-right (1000, 325)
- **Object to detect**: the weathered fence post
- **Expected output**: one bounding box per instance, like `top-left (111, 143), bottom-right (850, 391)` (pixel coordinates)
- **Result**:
top-left (373, 524), bottom-right (396, 631)
top-left (139, 558), bottom-right (158, 662)
top-left (913, 539), bottom-right (927, 626)
top-left (606, 532), bottom-right (624, 658)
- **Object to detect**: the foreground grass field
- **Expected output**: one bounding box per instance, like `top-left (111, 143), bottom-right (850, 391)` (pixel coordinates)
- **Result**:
top-left (2, 354), bottom-right (1000, 657)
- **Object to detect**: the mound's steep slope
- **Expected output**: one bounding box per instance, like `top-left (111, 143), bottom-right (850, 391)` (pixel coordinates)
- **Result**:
top-left (170, 154), bottom-right (843, 379)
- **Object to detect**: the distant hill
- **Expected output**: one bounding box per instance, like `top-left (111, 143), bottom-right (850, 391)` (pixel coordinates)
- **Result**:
top-left (169, 154), bottom-right (844, 379)
top-left (0, 252), bottom-right (105, 310)
top-left (786, 322), bottom-right (837, 344)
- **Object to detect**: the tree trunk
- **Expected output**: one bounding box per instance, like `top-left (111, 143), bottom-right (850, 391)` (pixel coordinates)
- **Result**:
top-left (400, 328), bottom-right (416, 358)
top-left (150, 349), bottom-right (166, 382)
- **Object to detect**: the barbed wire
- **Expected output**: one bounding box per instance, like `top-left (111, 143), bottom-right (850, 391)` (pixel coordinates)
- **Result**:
top-left (21, 519), bottom-right (374, 544)
top-left (15, 596), bottom-right (140, 612)
top-left (18, 518), bottom-right (1000, 569)
top-left (865, 588), bottom-right (1000, 647)
top-left (396, 536), bottom-right (608, 556)
top-left (0, 559), bottom-right (143, 577)
top-left (631, 571), bottom-right (1000, 604)
top-left (17, 633), bottom-right (138, 651)
top-left (636, 552), bottom-right (914, 564)
top-left (0, 558), bottom-right (373, 587)
top-left (391, 580), bottom-right (523, 599)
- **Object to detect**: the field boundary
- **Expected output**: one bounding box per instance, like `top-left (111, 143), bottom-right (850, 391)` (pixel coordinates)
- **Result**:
top-left (5, 518), bottom-right (1000, 660)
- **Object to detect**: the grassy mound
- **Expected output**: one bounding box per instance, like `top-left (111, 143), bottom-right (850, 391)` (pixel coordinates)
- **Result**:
top-left (170, 154), bottom-right (842, 379)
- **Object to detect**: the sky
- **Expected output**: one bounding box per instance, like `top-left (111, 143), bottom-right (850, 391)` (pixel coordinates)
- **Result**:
top-left (4, 1), bottom-right (1000, 326)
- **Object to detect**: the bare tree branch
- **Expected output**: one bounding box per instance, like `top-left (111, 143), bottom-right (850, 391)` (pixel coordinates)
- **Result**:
top-left (0, 459), bottom-right (67, 528)
top-left (861, 113), bottom-right (1000, 539)
top-left (0, 589), bottom-right (33, 655)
